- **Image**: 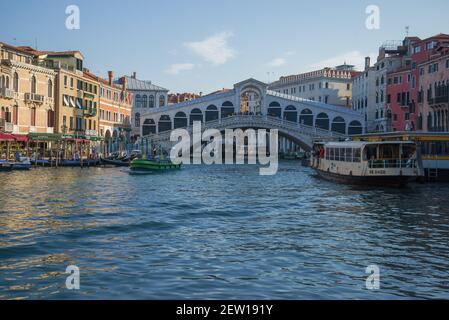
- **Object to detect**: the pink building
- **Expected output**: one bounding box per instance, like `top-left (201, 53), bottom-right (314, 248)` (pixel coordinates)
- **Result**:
top-left (419, 43), bottom-right (449, 132)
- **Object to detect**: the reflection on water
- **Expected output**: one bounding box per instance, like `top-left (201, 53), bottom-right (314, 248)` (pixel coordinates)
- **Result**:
top-left (1, 163), bottom-right (449, 299)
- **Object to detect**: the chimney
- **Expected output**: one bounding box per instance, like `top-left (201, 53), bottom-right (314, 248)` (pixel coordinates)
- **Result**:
top-left (132, 72), bottom-right (136, 79)
top-left (364, 57), bottom-right (371, 71)
top-left (121, 76), bottom-right (127, 91)
top-left (108, 71), bottom-right (114, 86)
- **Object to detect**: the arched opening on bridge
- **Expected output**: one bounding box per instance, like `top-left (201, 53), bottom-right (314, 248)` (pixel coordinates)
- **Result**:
top-left (205, 105), bottom-right (219, 122)
top-left (315, 112), bottom-right (329, 130)
top-left (190, 108), bottom-right (203, 125)
top-left (331, 116), bottom-right (346, 134)
top-left (142, 119), bottom-right (156, 136)
top-left (240, 86), bottom-right (261, 114)
top-left (283, 105), bottom-right (297, 123)
top-left (158, 115), bottom-right (172, 133)
top-left (174, 112), bottom-right (188, 129)
top-left (348, 120), bottom-right (363, 135)
top-left (299, 109), bottom-right (313, 126)
top-left (268, 102), bottom-right (282, 118)
top-left (221, 101), bottom-right (234, 118)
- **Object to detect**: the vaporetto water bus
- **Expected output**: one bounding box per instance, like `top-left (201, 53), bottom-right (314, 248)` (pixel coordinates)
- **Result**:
top-left (352, 132), bottom-right (449, 182)
top-left (311, 140), bottom-right (423, 187)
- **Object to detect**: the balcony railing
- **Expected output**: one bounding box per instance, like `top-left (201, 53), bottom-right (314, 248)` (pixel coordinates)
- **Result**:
top-left (0, 87), bottom-right (15, 99)
top-left (25, 93), bottom-right (44, 104)
top-left (4, 122), bottom-right (14, 132)
top-left (434, 95), bottom-right (449, 104)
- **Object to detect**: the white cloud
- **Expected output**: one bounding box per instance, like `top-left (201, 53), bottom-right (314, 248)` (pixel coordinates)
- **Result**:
top-left (166, 63), bottom-right (195, 75)
top-left (185, 31), bottom-right (236, 65)
top-left (267, 57), bottom-right (287, 67)
top-left (307, 51), bottom-right (377, 71)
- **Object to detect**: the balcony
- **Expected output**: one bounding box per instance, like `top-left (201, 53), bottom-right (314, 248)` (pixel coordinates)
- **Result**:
top-left (434, 95), bottom-right (449, 104)
top-left (25, 93), bottom-right (44, 104)
top-left (0, 119), bottom-right (14, 133)
top-left (0, 87), bottom-right (15, 99)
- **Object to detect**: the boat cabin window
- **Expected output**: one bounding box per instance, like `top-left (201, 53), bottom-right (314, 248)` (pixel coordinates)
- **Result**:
top-left (325, 147), bottom-right (361, 163)
top-left (420, 141), bottom-right (449, 156)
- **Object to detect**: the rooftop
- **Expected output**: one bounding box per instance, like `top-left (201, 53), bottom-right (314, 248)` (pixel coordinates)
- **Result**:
top-left (119, 76), bottom-right (168, 92)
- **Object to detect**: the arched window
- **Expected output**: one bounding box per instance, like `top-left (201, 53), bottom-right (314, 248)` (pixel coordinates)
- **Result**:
top-left (174, 112), bottom-right (188, 129)
top-left (315, 113), bottom-right (329, 130)
top-left (348, 121), bottom-right (363, 135)
top-left (300, 109), bottom-right (313, 126)
top-left (221, 101), bottom-right (234, 118)
top-left (142, 119), bottom-right (156, 135)
top-left (47, 110), bottom-right (55, 128)
top-left (0, 75), bottom-right (4, 88)
top-left (135, 112), bottom-right (141, 127)
top-left (13, 73), bottom-right (19, 92)
top-left (30, 75), bottom-right (37, 94)
top-left (268, 102), bottom-right (282, 118)
top-left (135, 95), bottom-right (141, 108)
top-left (159, 95), bottom-right (166, 107)
top-left (5, 76), bottom-right (10, 89)
top-left (205, 105), bottom-right (219, 122)
top-left (158, 115), bottom-right (172, 132)
top-left (190, 108), bottom-right (203, 125)
top-left (331, 117), bottom-right (346, 134)
top-left (142, 95), bottom-right (148, 108)
top-left (149, 95), bottom-right (155, 108)
top-left (283, 105), bottom-right (297, 122)
top-left (48, 80), bottom-right (53, 98)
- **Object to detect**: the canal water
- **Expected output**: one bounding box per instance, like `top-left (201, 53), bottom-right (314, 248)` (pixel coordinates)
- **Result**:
top-left (0, 162), bottom-right (449, 299)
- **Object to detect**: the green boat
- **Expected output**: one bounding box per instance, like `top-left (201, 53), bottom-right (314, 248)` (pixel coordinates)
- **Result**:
top-left (130, 159), bottom-right (182, 173)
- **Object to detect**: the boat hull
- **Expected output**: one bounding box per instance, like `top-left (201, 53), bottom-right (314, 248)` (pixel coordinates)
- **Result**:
top-left (130, 160), bottom-right (181, 172)
top-left (11, 164), bottom-right (32, 171)
top-left (0, 165), bottom-right (12, 172)
top-left (101, 158), bottom-right (130, 167)
top-left (313, 168), bottom-right (413, 187)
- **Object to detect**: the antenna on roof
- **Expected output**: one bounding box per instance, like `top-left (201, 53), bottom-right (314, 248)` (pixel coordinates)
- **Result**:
top-left (34, 37), bottom-right (38, 50)
top-left (405, 26), bottom-right (410, 37)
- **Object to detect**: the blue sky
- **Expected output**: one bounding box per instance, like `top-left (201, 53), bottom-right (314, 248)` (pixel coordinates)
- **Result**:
top-left (1, 0), bottom-right (449, 93)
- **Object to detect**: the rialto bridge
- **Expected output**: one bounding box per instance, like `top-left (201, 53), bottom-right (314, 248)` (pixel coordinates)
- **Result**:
top-left (138, 79), bottom-right (365, 151)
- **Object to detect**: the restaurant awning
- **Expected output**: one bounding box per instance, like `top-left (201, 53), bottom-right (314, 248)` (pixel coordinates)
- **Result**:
top-left (28, 133), bottom-right (62, 141)
top-left (11, 134), bottom-right (29, 142)
top-left (0, 132), bottom-right (15, 141)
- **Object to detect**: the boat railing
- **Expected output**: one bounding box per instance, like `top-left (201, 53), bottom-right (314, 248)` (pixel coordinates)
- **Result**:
top-left (368, 159), bottom-right (417, 169)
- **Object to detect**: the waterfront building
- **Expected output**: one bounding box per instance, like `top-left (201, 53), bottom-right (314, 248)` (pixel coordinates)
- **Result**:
top-left (419, 43), bottom-right (449, 132)
top-left (17, 48), bottom-right (101, 138)
top-left (385, 34), bottom-right (449, 132)
top-left (90, 71), bottom-right (133, 153)
top-left (116, 73), bottom-right (168, 139)
top-left (370, 41), bottom-right (406, 132)
top-left (352, 57), bottom-right (377, 132)
top-left (269, 64), bottom-right (359, 108)
top-left (0, 42), bottom-right (56, 136)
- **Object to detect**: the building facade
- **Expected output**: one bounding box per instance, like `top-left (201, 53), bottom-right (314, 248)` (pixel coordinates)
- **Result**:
top-left (352, 57), bottom-right (377, 131)
top-left (116, 74), bottom-right (168, 138)
top-left (419, 44), bottom-right (449, 132)
top-left (0, 42), bottom-right (56, 136)
top-left (94, 71), bottom-right (133, 152)
top-left (269, 64), bottom-right (359, 108)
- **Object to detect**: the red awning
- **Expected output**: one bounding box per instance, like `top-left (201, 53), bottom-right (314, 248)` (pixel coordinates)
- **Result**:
top-left (0, 132), bottom-right (15, 141)
top-left (11, 134), bottom-right (29, 142)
